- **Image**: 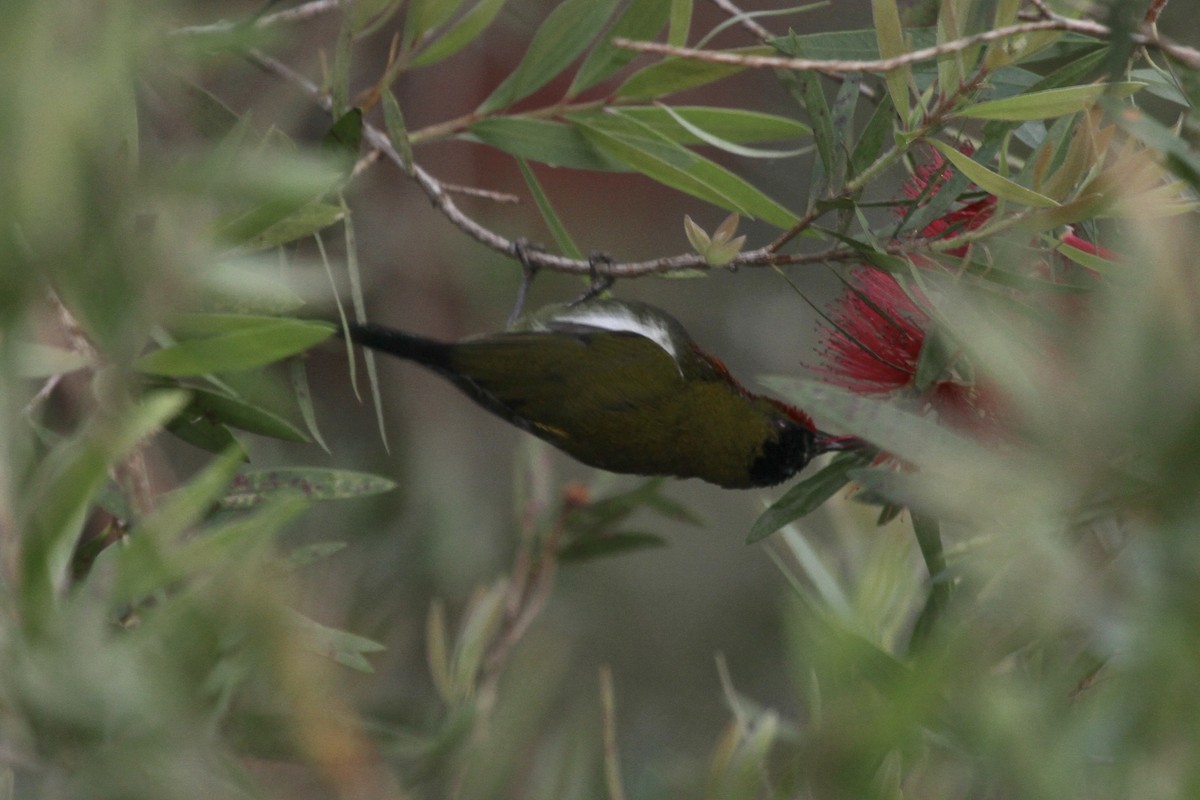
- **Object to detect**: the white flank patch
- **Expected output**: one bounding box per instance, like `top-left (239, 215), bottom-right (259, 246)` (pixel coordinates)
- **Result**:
top-left (538, 305), bottom-right (679, 360)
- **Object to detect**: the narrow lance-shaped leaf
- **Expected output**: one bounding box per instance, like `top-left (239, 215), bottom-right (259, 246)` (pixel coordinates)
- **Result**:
top-left (470, 117), bottom-right (626, 170)
top-left (290, 359), bottom-right (330, 453)
top-left (382, 89), bottom-right (413, 173)
top-left (477, 0), bottom-right (621, 114)
top-left (619, 105), bottom-right (811, 143)
top-left (872, 0), bottom-right (911, 124)
top-left (410, 0), bottom-right (508, 68)
top-left (168, 383), bottom-right (311, 443)
top-left (615, 46), bottom-right (768, 101)
top-left (134, 319), bottom-right (336, 377)
top-left (569, 0), bottom-right (672, 97)
top-left (747, 451), bottom-right (870, 543)
top-left (668, 0), bottom-right (691, 46)
top-left (572, 112), bottom-right (799, 228)
top-left (291, 611), bottom-right (387, 673)
top-left (929, 140), bottom-right (1059, 208)
top-left (241, 202), bottom-right (345, 252)
top-left (218, 468), bottom-right (397, 510)
top-left (404, 0), bottom-right (468, 49)
top-left (954, 82), bottom-right (1146, 121)
top-left (518, 157), bottom-right (582, 259)
top-left (22, 391), bottom-right (191, 631)
top-left (654, 103), bottom-right (811, 158)
top-left (779, 70), bottom-right (834, 201)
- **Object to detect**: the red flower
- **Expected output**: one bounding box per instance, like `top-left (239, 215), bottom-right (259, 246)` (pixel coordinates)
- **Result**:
top-left (811, 269), bottom-right (1002, 433)
top-left (1060, 227), bottom-right (1117, 261)
top-left (902, 146), bottom-right (997, 257)
top-left (811, 269), bottom-right (925, 395)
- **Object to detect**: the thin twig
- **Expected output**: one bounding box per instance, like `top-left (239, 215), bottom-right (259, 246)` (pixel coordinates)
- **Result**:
top-left (173, 0), bottom-right (340, 37)
top-left (1144, 0), bottom-right (1170, 26)
top-left (439, 183), bottom-right (522, 204)
top-left (1024, 0), bottom-right (1055, 20)
top-left (707, 0), bottom-right (773, 41)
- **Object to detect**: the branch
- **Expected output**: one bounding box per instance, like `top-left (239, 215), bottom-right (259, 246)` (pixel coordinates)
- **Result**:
top-left (613, 14), bottom-right (1200, 72)
top-left (244, 49), bottom-right (1064, 281)
top-left (247, 49), bottom-right (792, 278)
top-left (173, 0), bottom-right (340, 37)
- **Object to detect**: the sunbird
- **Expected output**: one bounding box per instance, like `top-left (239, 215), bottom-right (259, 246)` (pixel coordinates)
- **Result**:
top-left (343, 299), bottom-right (849, 488)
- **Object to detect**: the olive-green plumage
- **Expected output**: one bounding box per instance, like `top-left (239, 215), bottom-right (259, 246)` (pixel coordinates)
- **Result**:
top-left (345, 300), bottom-right (840, 488)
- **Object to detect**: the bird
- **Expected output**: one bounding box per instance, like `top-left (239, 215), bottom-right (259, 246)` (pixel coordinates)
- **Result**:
top-left (342, 299), bottom-right (849, 489)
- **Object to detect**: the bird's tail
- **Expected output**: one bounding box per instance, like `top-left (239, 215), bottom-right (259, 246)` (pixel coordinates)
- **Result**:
top-left (340, 322), bottom-right (455, 373)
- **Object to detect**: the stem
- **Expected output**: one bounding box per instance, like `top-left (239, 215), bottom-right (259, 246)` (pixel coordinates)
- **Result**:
top-left (909, 512), bottom-right (950, 649)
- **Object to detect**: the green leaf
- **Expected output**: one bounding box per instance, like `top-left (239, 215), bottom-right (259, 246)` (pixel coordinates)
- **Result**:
top-left (290, 359), bottom-right (330, 453)
top-left (929, 140), bottom-right (1058, 207)
top-left (569, 0), bottom-right (672, 97)
top-left (382, 89), bottom-right (413, 173)
top-left (218, 468), bottom-right (397, 510)
top-left (668, 0), bottom-right (691, 46)
top-left (907, 512), bottom-right (949, 648)
top-left (912, 325), bottom-right (957, 393)
top-left (135, 318), bottom-right (336, 377)
top-left (410, 0), bottom-right (508, 68)
top-left (558, 531), bottom-right (667, 562)
top-left (773, 28), bottom-right (889, 61)
top-left (21, 391), bottom-right (191, 631)
top-left (133, 448), bottom-right (247, 546)
top-left (780, 70), bottom-right (834, 200)
top-left (241, 202), bottom-right (345, 251)
top-left (828, 73), bottom-right (861, 190)
top-left (330, 6), bottom-right (354, 117)
top-left (476, 0), bottom-right (622, 114)
top-left (166, 412), bottom-right (243, 456)
top-left (292, 612), bottom-right (386, 673)
top-left (322, 108), bottom-right (363, 165)
top-left (286, 541), bottom-right (348, 569)
top-left (14, 343), bottom-right (92, 378)
top-left (518, 158), bottom-right (582, 259)
top-left (197, 259), bottom-right (308, 316)
top-left (565, 477), bottom-right (700, 537)
top-left (850, 93), bottom-right (895, 178)
top-left (405, 0), bottom-right (468, 47)
top-left (1110, 101), bottom-right (1200, 190)
top-left (571, 111), bottom-right (799, 228)
top-left (469, 117), bottom-right (625, 170)
top-left (652, 103), bottom-right (811, 158)
top-left (872, 0), bottom-right (911, 123)
top-left (137, 496), bottom-right (311, 601)
top-left (619, 105), bottom-right (811, 143)
top-left (449, 580), bottom-right (508, 700)
top-left (746, 451), bottom-right (868, 543)
top-left (955, 82), bottom-right (1145, 121)
top-left (615, 46), bottom-right (769, 101)
top-left (172, 385), bottom-right (310, 443)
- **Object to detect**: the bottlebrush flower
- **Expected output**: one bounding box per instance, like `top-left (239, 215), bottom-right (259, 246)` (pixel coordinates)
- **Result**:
top-left (810, 268), bottom-right (1001, 433)
top-left (902, 146), bottom-right (997, 257)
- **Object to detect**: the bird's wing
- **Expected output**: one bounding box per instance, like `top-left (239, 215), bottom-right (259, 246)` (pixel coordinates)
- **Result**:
top-left (443, 330), bottom-right (685, 439)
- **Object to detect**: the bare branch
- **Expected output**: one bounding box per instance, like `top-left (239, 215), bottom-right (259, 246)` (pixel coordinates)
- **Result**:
top-left (439, 183), bottom-right (522, 204)
top-left (173, 0), bottom-right (340, 37)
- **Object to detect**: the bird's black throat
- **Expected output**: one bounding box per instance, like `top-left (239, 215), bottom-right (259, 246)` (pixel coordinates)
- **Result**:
top-left (747, 420), bottom-right (820, 487)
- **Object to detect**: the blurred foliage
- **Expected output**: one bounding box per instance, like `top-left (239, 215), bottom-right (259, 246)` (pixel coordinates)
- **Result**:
top-left (2, 0), bottom-right (1200, 798)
